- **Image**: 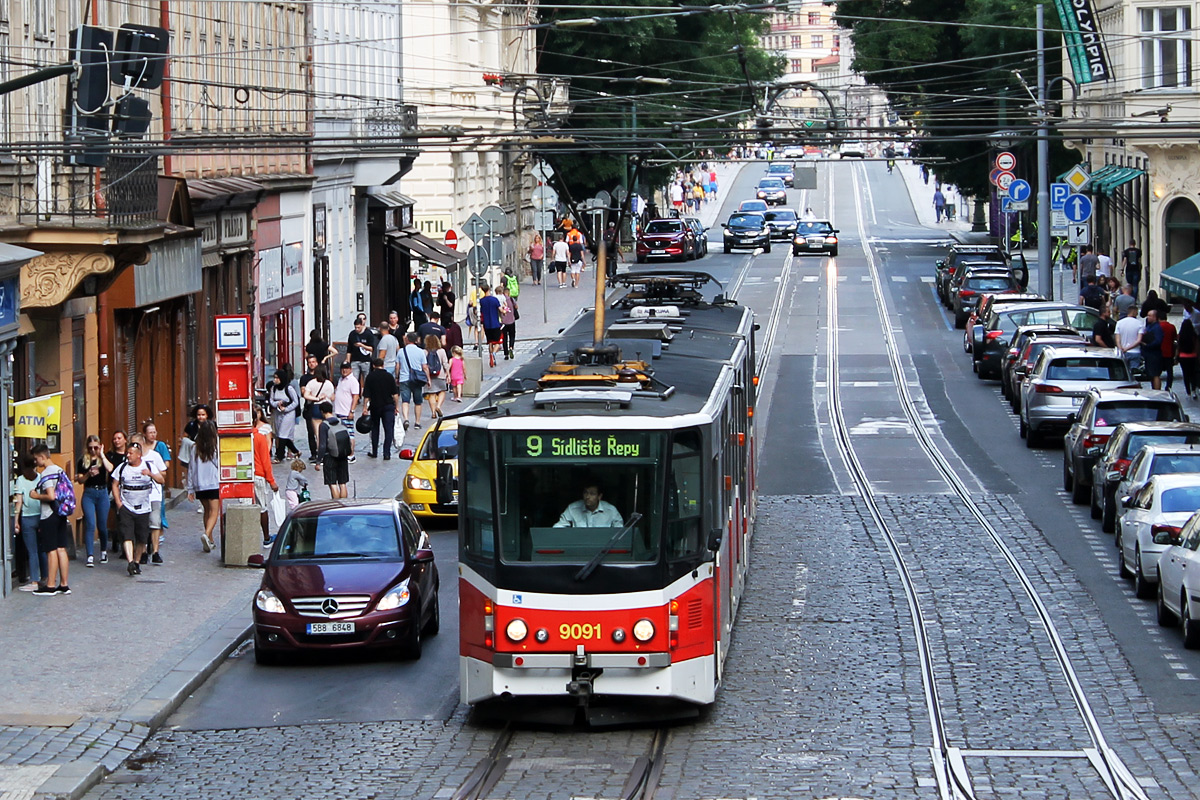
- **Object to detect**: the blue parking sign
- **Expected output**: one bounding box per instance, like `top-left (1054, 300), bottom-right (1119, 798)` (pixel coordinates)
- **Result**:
top-left (1050, 182), bottom-right (1070, 211)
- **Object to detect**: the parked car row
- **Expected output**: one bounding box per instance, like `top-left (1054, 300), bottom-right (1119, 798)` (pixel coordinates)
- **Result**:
top-left (935, 241), bottom-right (1200, 650)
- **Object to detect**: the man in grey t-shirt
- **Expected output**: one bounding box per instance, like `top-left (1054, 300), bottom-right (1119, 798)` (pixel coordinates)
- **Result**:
top-left (1076, 245), bottom-right (1099, 283)
top-left (376, 320), bottom-right (400, 378)
top-left (1113, 284), bottom-right (1138, 319)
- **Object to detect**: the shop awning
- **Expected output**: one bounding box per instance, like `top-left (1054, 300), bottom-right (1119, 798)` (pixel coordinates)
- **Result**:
top-left (1160, 251), bottom-right (1200, 301)
top-left (1091, 166), bottom-right (1145, 195)
top-left (365, 187), bottom-right (416, 208)
top-left (385, 229), bottom-right (466, 268)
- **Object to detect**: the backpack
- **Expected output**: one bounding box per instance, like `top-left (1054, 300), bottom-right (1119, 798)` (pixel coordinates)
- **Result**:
top-left (324, 418), bottom-right (351, 460)
top-left (289, 384), bottom-right (302, 420)
top-left (506, 273), bottom-right (520, 298)
top-left (43, 471), bottom-right (76, 517)
top-left (426, 349), bottom-right (442, 379)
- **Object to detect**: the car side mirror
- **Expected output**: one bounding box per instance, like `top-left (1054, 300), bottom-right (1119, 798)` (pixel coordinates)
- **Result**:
top-left (1154, 530), bottom-right (1178, 545)
top-left (413, 548), bottom-right (435, 563)
top-left (706, 527), bottom-right (723, 553)
top-left (1066, 413), bottom-right (1077, 425)
top-left (435, 462), bottom-right (455, 506)
top-left (398, 447), bottom-right (415, 460)
top-left (1120, 495), bottom-right (1133, 508)
top-left (1086, 446), bottom-right (1102, 456)
top-left (936, 260), bottom-right (946, 268)
top-left (247, 554), bottom-right (266, 568)
top-left (1014, 366), bottom-right (1028, 376)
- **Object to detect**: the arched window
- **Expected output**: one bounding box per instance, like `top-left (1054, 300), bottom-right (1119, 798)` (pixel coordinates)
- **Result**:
top-left (1166, 197), bottom-right (1200, 268)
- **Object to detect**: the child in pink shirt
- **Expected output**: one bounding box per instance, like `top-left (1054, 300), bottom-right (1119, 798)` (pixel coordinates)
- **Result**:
top-left (449, 346), bottom-right (465, 402)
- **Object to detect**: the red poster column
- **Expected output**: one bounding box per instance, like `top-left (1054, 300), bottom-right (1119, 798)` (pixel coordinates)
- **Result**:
top-left (213, 316), bottom-right (255, 500)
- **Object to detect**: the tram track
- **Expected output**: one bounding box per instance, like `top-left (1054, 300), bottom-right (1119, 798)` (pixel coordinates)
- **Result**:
top-left (449, 725), bottom-right (669, 800)
top-left (818, 162), bottom-right (1151, 800)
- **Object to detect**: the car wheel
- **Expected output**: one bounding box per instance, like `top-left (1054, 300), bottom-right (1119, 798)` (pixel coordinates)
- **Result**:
top-left (1184, 597), bottom-right (1200, 649)
top-left (636, 255), bottom-right (646, 264)
top-left (1063, 460), bottom-right (1073, 493)
top-left (1090, 493), bottom-right (1102, 519)
top-left (1025, 425), bottom-right (1039, 448)
top-left (423, 586), bottom-right (441, 636)
top-left (1117, 528), bottom-right (1132, 577)
top-left (793, 248), bottom-right (801, 256)
top-left (1001, 379), bottom-right (1010, 400)
top-left (763, 241), bottom-right (772, 254)
top-left (724, 246), bottom-right (732, 254)
top-left (1135, 548), bottom-right (1155, 599)
top-left (1071, 471), bottom-right (1088, 505)
top-left (1157, 577), bottom-right (1177, 627)
top-left (1019, 416), bottom-right (1027, 439)
top-left (954, 313), bottom-right (966, 330)
top-left (253, 642), bottom-right (283, 666)
top-left (831, 247), bottom-right (838, 257)
top-left (1012, 394), bottom-right (1021, 414)
top-left (403, 619), bottom-right (423, 660)
top-left (1102, 496), bottom-right (1115, 533)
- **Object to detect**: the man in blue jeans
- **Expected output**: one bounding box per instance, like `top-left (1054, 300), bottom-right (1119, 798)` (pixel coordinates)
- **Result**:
top-left (362, 358), bottom-right (400, 460)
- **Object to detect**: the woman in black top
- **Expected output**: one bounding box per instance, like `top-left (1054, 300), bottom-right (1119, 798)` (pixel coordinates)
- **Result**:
top-left (438, 281), bottom-right (456, 325)
top-left (76, 434), bottom-right (114, 566)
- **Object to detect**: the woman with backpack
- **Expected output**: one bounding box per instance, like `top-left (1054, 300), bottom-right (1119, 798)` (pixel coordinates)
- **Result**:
top-left (186, 421), bottom-right (221, 553)
top-left (422, 333), bottom-right (448, 418)
top-left (268, 369), bottom-right (301, 462)
top-left (75, 434), bottom-right (113, 568)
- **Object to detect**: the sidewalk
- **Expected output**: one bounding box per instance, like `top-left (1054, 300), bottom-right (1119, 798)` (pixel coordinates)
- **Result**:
top-left (898, 159), bottom-right (973, 234)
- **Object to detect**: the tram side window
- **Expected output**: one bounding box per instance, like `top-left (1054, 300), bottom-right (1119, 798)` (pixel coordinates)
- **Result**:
top-left (667, 429), bottom-right (705, 559)
top-left (461, 428), bottom-right (494, 560)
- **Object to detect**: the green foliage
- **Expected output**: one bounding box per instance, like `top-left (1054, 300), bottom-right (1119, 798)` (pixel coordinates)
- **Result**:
top-left (836, 0), bottom-right (1077, 195)
top-left (536, 1), bottom-right (783, 198)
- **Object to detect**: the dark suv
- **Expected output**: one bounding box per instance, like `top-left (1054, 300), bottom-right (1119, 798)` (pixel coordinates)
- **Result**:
top-left (1002, 327), bottom-right (1086, 409)
top-left (975, 303), bottom-right (1102, 379)
top-left (965, 293), bottom-right (1045, 355)
top-left (950, 269), bottom-right (1021, 328)
top-left (936, 244), bottom-right (1009, 304)
top-left (944, 260), bottom-right (1010, 310)
top-left (1063, 388), bottom-right (1186, 504)
top-left (1091, 421), bottom-right (1200, 531)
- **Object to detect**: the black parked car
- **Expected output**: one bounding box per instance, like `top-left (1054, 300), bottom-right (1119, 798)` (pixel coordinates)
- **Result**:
top-left (965, 293), bottom-right (1046, 355)
top-left (950, 270), bottom-right (1021, 328)
top-left (975, 303), bottom-right (1102, 379)
top-left (1091, 421), bottom-right (1200, 532)
top-left (935, 244), bottom-right (1011, 304)
top-left (682, 217), bottom-right (708, 258)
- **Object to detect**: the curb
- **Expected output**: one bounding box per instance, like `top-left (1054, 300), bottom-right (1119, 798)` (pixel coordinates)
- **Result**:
top-left (36, 618), bottom-right (254, 800)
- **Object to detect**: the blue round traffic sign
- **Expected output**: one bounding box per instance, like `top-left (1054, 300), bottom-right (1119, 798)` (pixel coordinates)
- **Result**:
top-left (1007, 179), bottom-right (1031, 203)
top-left (1062, 193), bottom-right (1093, 223)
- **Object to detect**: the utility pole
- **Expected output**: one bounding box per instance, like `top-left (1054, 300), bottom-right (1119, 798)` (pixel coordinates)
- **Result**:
top-left (1036, 3), bottom-right (1052, 299)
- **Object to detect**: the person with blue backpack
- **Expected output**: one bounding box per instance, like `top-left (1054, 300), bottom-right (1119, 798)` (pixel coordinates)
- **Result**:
top-left (30, 443), bottom-right (75, 595)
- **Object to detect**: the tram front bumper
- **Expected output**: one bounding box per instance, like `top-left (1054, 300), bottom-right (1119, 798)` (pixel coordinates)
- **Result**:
top-left (492, 652), bottom-right (671, 669)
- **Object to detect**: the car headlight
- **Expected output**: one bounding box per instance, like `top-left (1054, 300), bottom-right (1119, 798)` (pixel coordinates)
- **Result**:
top-left (826, 236), bottom-right (838, 243)
top-left (376, 579), bottom-right (411, 611)
top-left (406, 475), bottom-right (433, 491)
top-left (756, 192), bottom-right (766, 198)
top-left (505, 618), bottom-right (528, 642)
top-left (255, 589), bottom-right (285, 614)
top-left (632, 618), bottom-right (656, 642)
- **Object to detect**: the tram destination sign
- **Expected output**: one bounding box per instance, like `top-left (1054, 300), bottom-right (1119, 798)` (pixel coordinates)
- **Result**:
top-left (519, 432), bottom-right (645, 459)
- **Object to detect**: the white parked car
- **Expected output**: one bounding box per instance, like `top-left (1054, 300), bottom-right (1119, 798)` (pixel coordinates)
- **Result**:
top-left (1117, 474), bottom-right (1200, 599)
top-left (1156, 509), bottom-right (1200, 647)
top-left (1113, 444), bottom-right (1200, 518)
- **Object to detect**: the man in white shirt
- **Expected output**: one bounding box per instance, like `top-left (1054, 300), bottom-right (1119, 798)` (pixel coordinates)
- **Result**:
top-left (1115, 304), bottom-right (1145, 373)
top-left (131, 433), bottom-right (168, 565)
top-left (551, 236), bottom-right (570, 289)
top-left (1096, 248), bottom-right (1113, 279)
top-left (554, 483), bottom-right (624, 528)
top-left (332, 361), bottom-right (360, 461)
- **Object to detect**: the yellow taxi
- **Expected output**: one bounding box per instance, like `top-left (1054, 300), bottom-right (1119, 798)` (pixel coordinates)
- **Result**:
top-left (398, 420), bottom-right (458, 520)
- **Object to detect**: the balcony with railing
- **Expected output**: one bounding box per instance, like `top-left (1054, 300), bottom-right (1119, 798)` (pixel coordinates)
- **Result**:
top-left (0, 151), bottom-right (160, 230)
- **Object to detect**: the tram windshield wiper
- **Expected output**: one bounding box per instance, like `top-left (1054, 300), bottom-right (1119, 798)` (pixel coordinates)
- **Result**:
top-left (573, 513), bottom-right (643, 582)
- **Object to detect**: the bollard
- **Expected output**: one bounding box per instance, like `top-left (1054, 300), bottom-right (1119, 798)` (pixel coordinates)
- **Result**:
top-left (223, 503), bottom-right (263, 567)
top-left (463, 353), bottom-right (483, 397)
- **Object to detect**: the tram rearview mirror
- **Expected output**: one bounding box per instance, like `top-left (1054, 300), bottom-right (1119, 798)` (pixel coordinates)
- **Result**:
top-left (707, 527), bottom-right (723, 553)
top-left (435, 463), bottom-right (455, 505)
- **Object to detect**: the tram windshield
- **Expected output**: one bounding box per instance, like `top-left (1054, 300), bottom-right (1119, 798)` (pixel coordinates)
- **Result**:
top-left (458, 429), bottom-right (707, 573)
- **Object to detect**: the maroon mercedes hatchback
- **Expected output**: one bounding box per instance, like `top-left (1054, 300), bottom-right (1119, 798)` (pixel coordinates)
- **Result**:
top-left (248, 499), bottom-right (439, 664)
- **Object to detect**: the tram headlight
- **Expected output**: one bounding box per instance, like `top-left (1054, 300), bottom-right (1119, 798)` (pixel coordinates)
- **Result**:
top-left (632, 618), bottom-right (655, 642)
top-left (505, 619), bottom-right (529, 642)
top-left (612, 628), bottom-right (627, 644)
top-left (535, 628), bottom-right (549, 643)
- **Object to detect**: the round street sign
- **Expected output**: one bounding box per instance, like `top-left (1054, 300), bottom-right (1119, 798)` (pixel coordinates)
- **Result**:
top-left (444, 229), bottom-right (458, 251)
top-left (995, 151), bottom-right (1016, 171)
top-left (996, 170), bottom-right (1016, 192)
top-left (468, 244), bottom-right (490, 279)
top-left (989, 168), bottom-right (1003, 187)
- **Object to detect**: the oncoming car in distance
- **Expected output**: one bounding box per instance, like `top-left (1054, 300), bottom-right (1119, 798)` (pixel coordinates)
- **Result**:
top-left (399, 421), bottom-right (459, 520)
top-left (722, 212), bottom-right (772, 254)
top-left (792, 219), bottom-right (838, 257)
top-left (755, 178), bottom-right (788, 206)
top-left (249, 499), bottom-right (441, 663)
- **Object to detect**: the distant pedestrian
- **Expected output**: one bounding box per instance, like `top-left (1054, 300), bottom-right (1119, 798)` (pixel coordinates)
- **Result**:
top-left (1116, 305), bottom-right (1145, 375)
top-left (1078, 274), bottom-right (1105, 311)
top-left (409, 277), bottom-right (428, 330)
top-left (332, 362), bottom-right (359, 462)
top-left (920, 163), bottom-right (929, 184)
top-left (376, 320), bottom-right (401, 380)
top-left (13, 457), bottom-right (44, 591)
top-left (500, 283), bottom-right (518, 359)
top-left (417, 311), bottom-right (447, 349)
top-left (109, 441), bottom-right (160, 578)
top-left (551, 235), bottom-right (569, 289)
top-left (400, 332), bottom-right (428, 431)
top-left (106, 430), bottom-right (128, 554)
top-left (449, 345), bottom-right (466, 403)
top-left (1092, 305), bottom-right (1117, 349)
top-left (423, 334), bottom-right (448, 418)
top-left (142, 421), bottom-right (171, 532)
top-left (134, 428), bottom-right (167, 565)
top-left (284, 459), bottom-right (309, 510)
top-left (528, 235), bottom-right (544, 286)
top-left (1161, 313), bottom-right (1178, 390)
top-left (1113, 284), bottom-right (1138, 319)
top-left (438, 282), bottom-right (457, 326)
top-left (568, 237), bottom-right (586, 288)
top-left (1096, 246), bottom-right (1112, 279)
top-left (1076, 245), bottom-right (1098, 284)
top-left (250, 421), bottom-right (279, 544)
top-left (1179, 318), bottom-right (1199, 398)
top-left (363, 358), bottom-right (400, 460)
top-left (75, 435), bottom-right (112, 568)
top-left (1121, 240), bottom-right (1142, 298)
top-left (670, 182), bottom-right (684, 212)
top-left (302, 366), bottom-right (336, 462)
top-left (1142, 289), bottom-right (1170, 320)
top-left (1135, 308), bottom-right (1166, 390)
top-left (346, 317), bottom-right (376, 386)
top-left (316, 402), bottom-right (351, 500)
top-left (186, 421), bottom-right (221, 554)
top-left (268, 369), bottom-right (301, 462)
top-left (305, 329), bottom-right (337, 373)
top-left (479, 284), bottom-right (503, 368)
top-left (297, 355), bottom-right (321, 457)
top-left (933, 187), bottom-right (946, 222)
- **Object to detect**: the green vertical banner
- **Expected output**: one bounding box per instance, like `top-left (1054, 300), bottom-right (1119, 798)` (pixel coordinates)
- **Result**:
top-left (1053, 0), bottom-right (1113, 84)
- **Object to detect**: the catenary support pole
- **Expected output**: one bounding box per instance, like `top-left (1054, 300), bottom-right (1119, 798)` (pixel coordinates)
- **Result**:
top-left (1036, 4), bottom-right (1053, 300)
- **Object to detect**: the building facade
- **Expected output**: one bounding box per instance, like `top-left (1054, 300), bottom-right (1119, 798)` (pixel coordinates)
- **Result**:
top-left (1057, 1), bottom-right (1199, 293)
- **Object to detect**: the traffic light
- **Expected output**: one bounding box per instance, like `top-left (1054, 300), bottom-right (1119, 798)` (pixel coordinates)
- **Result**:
top-left (64, 26), bottom-right (113, 167)
top-left (112, 95), bottom-right (151, 137)
top-left (110, 25), bottom-right (169, 89)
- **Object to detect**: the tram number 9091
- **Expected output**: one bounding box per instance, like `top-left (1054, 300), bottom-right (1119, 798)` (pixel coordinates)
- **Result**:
top-left (560, 623), bottom-right (602, 641)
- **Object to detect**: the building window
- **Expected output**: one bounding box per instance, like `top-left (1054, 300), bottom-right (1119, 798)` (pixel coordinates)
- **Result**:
top-left (792, 35), bottom-right (801, 48)
top-left (811, 34), bottom-right (824, 48)
top-left (791, 59), bottom-right (802, 73)
top-left (833, 34), bottom-right (841, 50)
top-left (808, 12), bottom-right (820, 24)
top-left (1140, 7), bottom-right (1192, 88)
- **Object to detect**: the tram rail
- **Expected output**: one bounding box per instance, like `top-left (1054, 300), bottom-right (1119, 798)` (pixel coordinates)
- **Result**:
top-left (816, 162), bottom-right (1151, 800)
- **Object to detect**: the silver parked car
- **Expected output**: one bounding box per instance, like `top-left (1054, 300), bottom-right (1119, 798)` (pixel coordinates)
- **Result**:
top-left (1019, 345), bottom-right (1137, 448)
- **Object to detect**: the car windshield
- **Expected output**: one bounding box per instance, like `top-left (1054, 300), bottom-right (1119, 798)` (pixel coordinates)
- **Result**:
top-left (418, 427), bottom-right (458, 460)
top-left (275, 511), bottom-right (402, 560)
top-left (1151, 454), bottom-right (1200, 477)
top-left (728, 214), bottom-right (763, 227)
top-left (1128, 433), bottom-right (1200, 455)
top-left (966, 277), bottom-right (1015, 291)
top-left (739, 201), bottom-right (767, 211)
top-left (768, 164), bottom-right (790, 173)
top-left (1160, 486), bottom-right (1200, 513)
top-left (764, 210), bottom-right (798, 222)
top-left (758, 179), bottom-right (785, 189)
top-left (1044, 358), bottom-right (1130, 381)
top-left (797, 221), bottom-right (834, 235)
top-left (644, 221), bottom-right (683, 234)
top-left (1094, 403), bottom-right (1182, 427)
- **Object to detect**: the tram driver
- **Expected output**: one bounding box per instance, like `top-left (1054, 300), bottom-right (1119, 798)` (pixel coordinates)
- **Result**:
top-left (553, 482), bottom-right (624, 528)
